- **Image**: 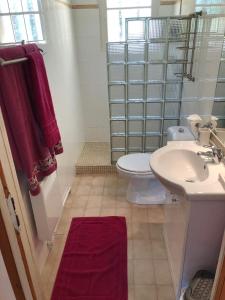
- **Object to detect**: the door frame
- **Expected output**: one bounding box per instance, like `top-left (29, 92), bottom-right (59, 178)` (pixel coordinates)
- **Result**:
top-left (0, 109), bottom-right (44, 300)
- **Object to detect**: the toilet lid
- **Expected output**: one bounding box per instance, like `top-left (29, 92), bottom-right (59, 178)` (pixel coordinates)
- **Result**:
top-left (117, 153), bottom-right (152, 174)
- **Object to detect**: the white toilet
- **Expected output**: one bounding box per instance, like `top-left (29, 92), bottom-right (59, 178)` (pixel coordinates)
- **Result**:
top-left (116, 126), bottom-right (195, 205)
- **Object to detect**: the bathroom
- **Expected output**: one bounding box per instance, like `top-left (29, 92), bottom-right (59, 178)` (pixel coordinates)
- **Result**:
top-left (0, 0), bottom-right (225, 299)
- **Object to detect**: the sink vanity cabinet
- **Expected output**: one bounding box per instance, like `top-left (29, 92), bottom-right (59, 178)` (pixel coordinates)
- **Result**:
top-left (150, 141), bottom-right (225, 299)
top-left (164, 195), bottom-right (225, 299)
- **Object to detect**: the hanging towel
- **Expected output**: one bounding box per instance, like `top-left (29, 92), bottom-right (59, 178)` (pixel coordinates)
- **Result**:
top-left (23, 44), bottom-right (63, 153)
top-left (0, 45), bottom-right (63, 195)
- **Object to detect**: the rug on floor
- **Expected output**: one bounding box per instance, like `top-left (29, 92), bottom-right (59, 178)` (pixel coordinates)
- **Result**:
top-left (51, 216), bottom-right (127, 300)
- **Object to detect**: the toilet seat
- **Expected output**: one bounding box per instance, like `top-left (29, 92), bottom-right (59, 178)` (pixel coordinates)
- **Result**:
top-left (116, 153), bottom-right (152, 175)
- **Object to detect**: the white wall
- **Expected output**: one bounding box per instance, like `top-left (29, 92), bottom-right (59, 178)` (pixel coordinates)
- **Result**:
top-left (18, 0), bottom-right (85, 271)
top-left (72, 1), bottom-right (110, 142)
top-left (0, 251), bottom-right (16, 300)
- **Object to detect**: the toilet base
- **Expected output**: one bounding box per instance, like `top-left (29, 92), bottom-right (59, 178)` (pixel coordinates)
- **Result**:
top-left (127, 177), bottom-right (167, 205)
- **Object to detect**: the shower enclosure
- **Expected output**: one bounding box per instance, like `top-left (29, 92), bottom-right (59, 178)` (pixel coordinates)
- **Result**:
top-left (107, 13), bottom-right (224, 164)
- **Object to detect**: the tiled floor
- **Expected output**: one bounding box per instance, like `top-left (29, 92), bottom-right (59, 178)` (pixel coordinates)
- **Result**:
top-left (41, 174), bottom-right (175, 300)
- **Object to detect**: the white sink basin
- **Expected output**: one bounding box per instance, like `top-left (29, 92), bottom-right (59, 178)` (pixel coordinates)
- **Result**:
top-left (150, 141), bottom-right (225, 200)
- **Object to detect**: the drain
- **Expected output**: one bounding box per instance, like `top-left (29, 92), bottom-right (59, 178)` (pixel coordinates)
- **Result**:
top-left (185, 178), bottom-right (195, 183)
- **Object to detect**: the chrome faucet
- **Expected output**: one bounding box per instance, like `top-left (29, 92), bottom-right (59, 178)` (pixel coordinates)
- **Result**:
top-left (197, 145), bottom-right (223, 163)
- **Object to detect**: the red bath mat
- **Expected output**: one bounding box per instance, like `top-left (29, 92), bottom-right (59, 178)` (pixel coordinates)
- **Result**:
top-left (51, 217), bottom-right (127, 300)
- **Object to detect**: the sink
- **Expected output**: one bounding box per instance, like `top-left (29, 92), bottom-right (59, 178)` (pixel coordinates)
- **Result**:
top-left (150, 141), bottom-right (225, 200)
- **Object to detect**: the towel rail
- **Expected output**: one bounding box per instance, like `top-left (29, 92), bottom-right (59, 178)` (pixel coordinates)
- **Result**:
top-left (0, 57), bottom-right (28, 67)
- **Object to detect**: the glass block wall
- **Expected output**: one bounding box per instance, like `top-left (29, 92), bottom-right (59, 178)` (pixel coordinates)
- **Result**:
top-left (107, 17), bottom-right (195, 163)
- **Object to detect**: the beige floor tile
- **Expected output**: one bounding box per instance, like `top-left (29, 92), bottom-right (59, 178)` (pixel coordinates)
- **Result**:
top-left (79, 176), bottom-right (94, 185)
top-left (157, 285), bottom-right (175, 300)
top-left (148, 206), bottom-right (165, 223)
top-left (69, 208), bottom-right (85, 219)
top-left (152, 240), bottom-right (167, 259)
top-left (104, 176), bottom-right (118, 187)
top-left (128, 240), bottom-right (133, 259)
top-left (116, 196), bottom-right (131, 208)
top-left (132, 223), bottom-right (151, 240)
top-left (100, 208), bottom-right (116, 216)
top-left (84, 207), bottom-right (101, 217)
top-left (55, 207), bottom-right (71, 235)
top-left (128, 285), bottom-right (135, 300)
top-left (134, 260), bottom-right (155, 285)
top-left (149, 224), bottom-right (164, 241)
top-left (132, 207), bottom-right (148, 223)
top-left (76, 184), bottom-right (92, 196)
top-left (92, 176), bottom-right (105, 186)
top-left (90, 185), bottom-right (104, 195)
top-left (133, 240), bottom-right (152, 259)
top-left (153, 260), bottom-right (172, 285)
top-left (102, 196), bottom-right (117, 208)
top-left (127, 222), bottom-right (133, 240)
top-left (86, 195), bottom-right (102, 208)
top-left (116, 207), bottom-right (132, 222)
top-left (71, 195), bottom-right (89, 208)
top-left (128, 259), bottom-right (134, 285)
top-left (116, 185), bottom-right (127, 196)
top-left (41, 235), bottom-right (66, 284)
top-left (134, 285), bottom-right (157, 300)
top-left (103, 186), bottom-right (117, 196)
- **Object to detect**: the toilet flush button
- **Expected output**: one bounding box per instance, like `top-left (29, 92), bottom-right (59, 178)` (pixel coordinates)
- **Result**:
top-left (178, 127), bottom-right (185, 133)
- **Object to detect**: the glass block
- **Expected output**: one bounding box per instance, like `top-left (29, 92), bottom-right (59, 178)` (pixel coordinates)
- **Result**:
top-left (108, 43), bottom-right (125, 62)
top-left (11, 15), bottom-right (27, 42)
top-left (145, 136), bottom-right (160, 149)
top-left (128, 43), bottom-right (145, 62)
top-left (109, 85), bottom-right (125, 100)
top-left (128, 84), bottom-right (144, 100)
top-left (165, 84), bottom-right (180, 100)
top-left (147, 84), bottom-right (163, 100)
top-left (8, 0), bottom-right (22, 12)
top-left (212, 102), bottom-right (225, 116)
top-left (127, 19), bottom-right (146, 40)
top-left (148, 19), bottom-right (167, 40)
top-left (215, 119), bottom-right (225, 128)
top-left (147, 102), bottom-right (162, 116)
top-left (128, 137), bottom-right (142, 150)
top-left (164, 102), bottom-right (180, 118)
top-left (167, 64), bottom-right (183, 81)
top-left (148, 43), bottom-right (165, 61)
top-left (21, 0), bottom-right (39, 11)
top-left (111, 121), bottom-right (125, 134)
top-left (169, 19), bottom-right (188, 39)
top-left (168, 42), bottom-right (185, 61)
top-left (146, 120), bottom-right (161, 132)
top-left (24, 14), bottom-right (43, 41)
top-left (0, 0), bottom-right (9, 13)
top-left (128, 121), bottom-right (143, 133)
top-left (215, 83), bottom-right (225, 99)
top-left (128, 64), bottom-right (145, 82)
top-left (112, 152), bottom-right (125, 163)
top-left (111, 104), bottom-right (125, 117)
top-left (162, 135), bottom-right (167, 146)
top-left (163, 119), bottom-right (179, 132)
top-left (0, 16), bottom-right (15, 43)
top-left (147, 64), bottom-right (163, 81)
top-left (109, 64), bottom-right (125, 82)
top-left (128, 103), bottom-right (143, 117)
top-left (218, 61), bottom-right (225, 79)
top-left (111, 137), bottom-right (125, 148)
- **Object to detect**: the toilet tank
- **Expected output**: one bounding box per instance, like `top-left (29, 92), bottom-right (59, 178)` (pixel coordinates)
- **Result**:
top-left (167, 126), bottom-right (195, 141)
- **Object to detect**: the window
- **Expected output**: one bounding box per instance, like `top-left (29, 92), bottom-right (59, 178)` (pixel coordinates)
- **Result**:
top-left (195, 0), bottom-right (225, 14)
top-left (0, 0), bottom-right (44, 44)
top-left (106, 0), bottom-right (152, 42)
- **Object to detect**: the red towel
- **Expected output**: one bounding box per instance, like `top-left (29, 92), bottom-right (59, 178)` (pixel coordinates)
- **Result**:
top-left (0, 45), bottom-right (63, 195)
top-left (51, 217), bottom-right (128, 300)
